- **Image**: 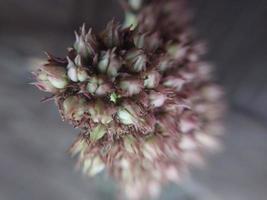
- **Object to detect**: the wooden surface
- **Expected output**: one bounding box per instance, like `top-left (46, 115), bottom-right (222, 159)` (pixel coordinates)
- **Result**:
top-left (0, 0), bottom-right (266, 199)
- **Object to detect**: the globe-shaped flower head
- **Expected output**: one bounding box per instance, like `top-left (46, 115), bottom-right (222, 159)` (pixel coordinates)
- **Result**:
top-left (33, 0), bottom-right (224, 199)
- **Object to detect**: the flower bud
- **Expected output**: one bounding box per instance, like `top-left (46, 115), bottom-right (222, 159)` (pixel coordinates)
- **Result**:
top-left (41, 65), bottom-right (66, 78)
top-left (101, 20), bottom-right (121, 48)
top-left (133, 32), bottom-right (146, 49)
top-left (34, 70), bottom-right (59, 92)
top-left (40, 65), bottom-right (68, 89)
top-left (179, 135), bottom-right (197, 151)
top-left (88, 100), bottom-right (115, 124)
top-left (77, 67), bottom-right (89, 82)
top-left (157, 114), bottom-right (178, 136)
top-left (117, 107), bottom-right (138, 125)
top-left (36, 71), bottom-right (48, 81)
top-left (200, 85), bottom-right (223, 101)
top-left (134, 32), bottom-right (161, 52)
top-left (167, 43), bottom-right (188, 60)
top-left (123, 12), bottom-right (138, 28)
top-left (123, 135), bottom-right (136, 153)
top-left (47, 76), bottom-right (68, 89)
top-left (87, 77), bottom-right (98, 94)
top-left (98, 50), bottom-right (121, 77)
top-left (157, 56), bottom-right (175, 72)
top-left (69, 138), bottom-right (86, 157)
top-left (143, 138), bottom-right (161, 161)
top-left (180, 112), bottom-right (198, 133)
top-left (144, 70), bottom-right (161, 88)
top-left (32, 80), bottom-right (58, 93)
top-left (163, 75), bottom-right (185, 91)
top-left (117, 102), bottom-right (147, 128)
top-left (164, 165), bottom-right (180, 183)
top-left (149, 91), bottom-right (167, 108)
top-left (90, 124), bottom-right (107, 141)
top-left (87, 76), bottom-right (112, 96)
top-left (125, 49), bottom-right (147, 72)
top-left (67, 56), bottom-right (89, 82)
top-left (63, 96), bottom-right (87, 121)
top-left (74, 24), bottom-right (97, 57)
top-left (67, 57), bottom-right (78, 82)
top-left (128, 0), bottom-right (142, 10)
top-left (82, 156), bottom-right (105, 176)
top-left (119, 77), bottom-right (143, 96)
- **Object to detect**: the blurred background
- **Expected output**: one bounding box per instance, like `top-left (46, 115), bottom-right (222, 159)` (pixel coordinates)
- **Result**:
top-left (0, 0), bottom-right (266, 199)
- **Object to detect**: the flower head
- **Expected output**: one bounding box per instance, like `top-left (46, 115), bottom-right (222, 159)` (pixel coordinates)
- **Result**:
top-left (33, 0), bottom-right (224, 199)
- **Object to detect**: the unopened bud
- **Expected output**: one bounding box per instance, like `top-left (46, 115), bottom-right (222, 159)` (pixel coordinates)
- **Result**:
top-left (123, 12), bottom-right (138, 28)
top-left (163, 75), bottom-right (185, 91)
top-left (67, 56), bottom-right (89, 82)
top-left (90, 124), bottom-right (107, 141)
top-left (119, 77), bottom-right (143, 96)
top-left (41, 65), bottom-right (68, 89)
top-left (87, 76), bottom-right (112, 96)
top-left (128, 0), bottom-right (142, 10)
top-left (134, 32), bottom-right (161, 51)
top-left (63, 96), bottom-right (86, 121)
top-left (134, 32), bottom-right (146, 49)
top-left (82, 156), bottom-right (105, 176)
top-left (77, 67), bottom-right (89, 82)
top-left (67, 57), bottom-right (78, 82)
top-left (123, 135), bottom-right (136, 153)
top-left (98, 50), bottom-right (121, 77)
top-left (117, 107), bottom-right (138, 125)
top-left (180, 112), bottom-right (197, 133)
top-left (74, 25), bottom-right (97, 57)
top-left (101, 20), bottom-right (121, 48)
top-left (126, 49), bottom-right (147, 72)
top-left (167, 43), bottom-right (188, 60)
top-left (32, 80), bottom-right (58, 93)
top-left (88, 100), bottom-right (115, 124)
top-left (149, 91), bottom-right (167, 108)
top-left (47, 76), bottom-right (68, 89)
top-left (144, 71), bottom-right (161, 88)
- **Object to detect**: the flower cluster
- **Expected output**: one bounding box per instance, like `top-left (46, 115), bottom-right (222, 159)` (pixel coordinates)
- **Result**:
top-left (33, 0), bottom-right (223, 199)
